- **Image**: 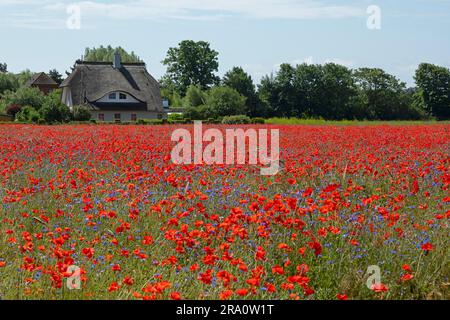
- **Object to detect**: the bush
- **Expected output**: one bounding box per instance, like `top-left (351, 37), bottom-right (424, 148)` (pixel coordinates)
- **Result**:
top-left (183, 106), bottom-right (201, 120)
top-left (39, 90), bottom-right (72, 123)
top-left (40, 101), bottom-right (72, 123)
top-left (251, 117), bottom-right (266, 124)
top-left (168, 113), bottom-right (184, 122)
top-left (1, 86), bottom-right (44, 110)
top-left (73, 105), bottom-right (92, 121)
top-left (222, 115), bottom-right (251, 124)
top-left (183, 85), bottom-right (206, 108)
top-left (6, 104), bottom-right (22, 118)
top-left (144, 119), bottom-right (164, 125)
top-left (184, 105), bottom-right (215, 120)
top-left (15, 106), bottom-right (40, 123)
top-left (206, 86), bottom-right (247, 118)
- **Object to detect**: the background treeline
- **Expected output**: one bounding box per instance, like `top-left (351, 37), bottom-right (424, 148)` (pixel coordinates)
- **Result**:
top-left (1, 42), bottom-right (449, 123)
top-left (160, 40), bottom-right (450, 121)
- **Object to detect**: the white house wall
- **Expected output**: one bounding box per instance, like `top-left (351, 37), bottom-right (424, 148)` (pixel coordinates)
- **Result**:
top-left (91, 111), bottom-right (163, 122)
top-left (62, 87), bottom-right (73, 109)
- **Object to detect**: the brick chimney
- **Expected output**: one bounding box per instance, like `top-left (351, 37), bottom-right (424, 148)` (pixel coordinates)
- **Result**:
top-left (113, 51), bottom-right (122, 69)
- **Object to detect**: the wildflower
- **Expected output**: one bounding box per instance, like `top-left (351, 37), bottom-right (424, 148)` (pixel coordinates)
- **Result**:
top-left (235, 289), bottom-right (248, 296)
top-left (170, 292), bottom-right (182, 300)
top-left (123, 276), bottom-right (134, 286)
top-left (371, 283), bottom-right (389, 292)
top-left (108, 282), bottom-right (120, 292)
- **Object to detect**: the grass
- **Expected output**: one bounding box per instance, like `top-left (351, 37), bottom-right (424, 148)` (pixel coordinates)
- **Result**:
top-left (265, 118), bottom-right (449, 126)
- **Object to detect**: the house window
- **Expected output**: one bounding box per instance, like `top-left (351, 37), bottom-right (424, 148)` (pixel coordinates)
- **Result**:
top-left (98, 114), bottom-right (105, 121)
top-left (109, 93), bottom-right (117, 100)
top-left (119, 93), bottom-right (127, 100)
top-left (131, 114), bottom-right (137, 122)
top-left (114, 113), bottom-right (121, 123)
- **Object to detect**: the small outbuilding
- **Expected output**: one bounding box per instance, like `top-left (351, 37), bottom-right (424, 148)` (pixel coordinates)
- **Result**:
top-left (26, 72), bottom-right (59, 95)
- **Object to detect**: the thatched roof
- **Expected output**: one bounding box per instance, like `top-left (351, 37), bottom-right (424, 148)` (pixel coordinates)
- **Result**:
top-left (26, 72), bottom-right (58, 87)
top-left (61, 60), bottom-right (163, 112)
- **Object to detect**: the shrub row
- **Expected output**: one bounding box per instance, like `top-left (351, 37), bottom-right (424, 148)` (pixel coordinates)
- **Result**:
top-left (1, 117), bottom-right (267, 125)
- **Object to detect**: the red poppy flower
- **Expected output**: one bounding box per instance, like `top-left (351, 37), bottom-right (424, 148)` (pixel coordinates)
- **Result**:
top-left (108, 282), bottom-right (120, 292)
top-left (337, 294), bottom-right (348, 300)
top-left (371, 283), bottom-right (389, 292)
top-left (123, 276), bottom-right (134, 286)
top-left (235, 289), bottom-right (248, 296)
top-left (82, 247), bottom-right (94, 259)
top-left (170, 292), bottom-right (181, 300)
top-left (401, 274), bottom-right (414, 281)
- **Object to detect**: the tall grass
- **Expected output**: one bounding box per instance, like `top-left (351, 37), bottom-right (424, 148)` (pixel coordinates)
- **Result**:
top-left (265, 118), bottom-right (448, 126)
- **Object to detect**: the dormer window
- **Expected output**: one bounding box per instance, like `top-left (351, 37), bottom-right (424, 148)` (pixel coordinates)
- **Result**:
top-left (99, 91), bottom-right (138, 104)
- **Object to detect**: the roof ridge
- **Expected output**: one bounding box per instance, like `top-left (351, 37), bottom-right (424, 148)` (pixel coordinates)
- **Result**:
top-left (76, 60), bottom-right (146, 66)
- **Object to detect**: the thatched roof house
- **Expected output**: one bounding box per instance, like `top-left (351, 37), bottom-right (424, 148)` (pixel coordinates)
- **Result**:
top-left (26, 72), bottom-right (58, 95)
top-left (61, 52), bottom-right (165, 122)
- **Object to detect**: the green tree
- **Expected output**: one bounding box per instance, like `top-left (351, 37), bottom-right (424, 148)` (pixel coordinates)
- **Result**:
top-left (314, 63), bottom-right (357, 120)
top-left (414, 63), bottom-right (450, 120)
top-left (0, 63), bottom-right (7, 73)
top-left (205, 86), bottom-right (247, 117)
top-left (84, 46), bottom-right (142, 63)
top-left (257, 63), bottom-right (356, 119)
top-left (274, 64), bottom-right (297, 117)
top-left (291, 63), bottom-right (322, 117)
top-left (1, 86), bottom-right (45, 110)
top-left (257, 65), bottom-right (297, 118)
top-left (223, 67), bottom-right (262, 117)
top-left (257, 74), bottom-right (278, 117)
top-left (0, 72), bottom-right (19, 95)
top-left (48, 69), bottom-right (64, 85)
top-left (182, 85), bottom-right (206, 108)
top-left (353, 68), bottom-right (411, 120)
top-left (16, 70), bottom-right (34, 87)
top-left (162, 40), bottom-right (220, 96)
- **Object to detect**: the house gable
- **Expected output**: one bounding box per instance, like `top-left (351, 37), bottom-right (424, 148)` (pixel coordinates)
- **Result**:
top-left (26, 72), bottom-right (59, 95)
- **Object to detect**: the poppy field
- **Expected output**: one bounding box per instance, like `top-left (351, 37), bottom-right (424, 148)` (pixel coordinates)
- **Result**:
top-left (0, 124), bottom-right (448, 300)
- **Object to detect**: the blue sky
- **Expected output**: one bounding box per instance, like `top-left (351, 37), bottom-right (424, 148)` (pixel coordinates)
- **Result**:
top-left (1, 0), bottom-right (449, 86)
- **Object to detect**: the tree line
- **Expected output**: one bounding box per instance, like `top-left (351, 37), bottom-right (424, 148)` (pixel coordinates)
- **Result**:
top-left (1, 42), bottom-right (449, 122)
top-left (160, 40), bottom-right (449, 121)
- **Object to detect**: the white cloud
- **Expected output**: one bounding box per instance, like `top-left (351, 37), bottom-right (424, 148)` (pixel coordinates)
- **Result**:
top-left (0, 0), bottom-right (365, 29)
top-left (45, 0), bottom-right (364, 20)
top-left (324, 58), bottom-right (355, 67)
